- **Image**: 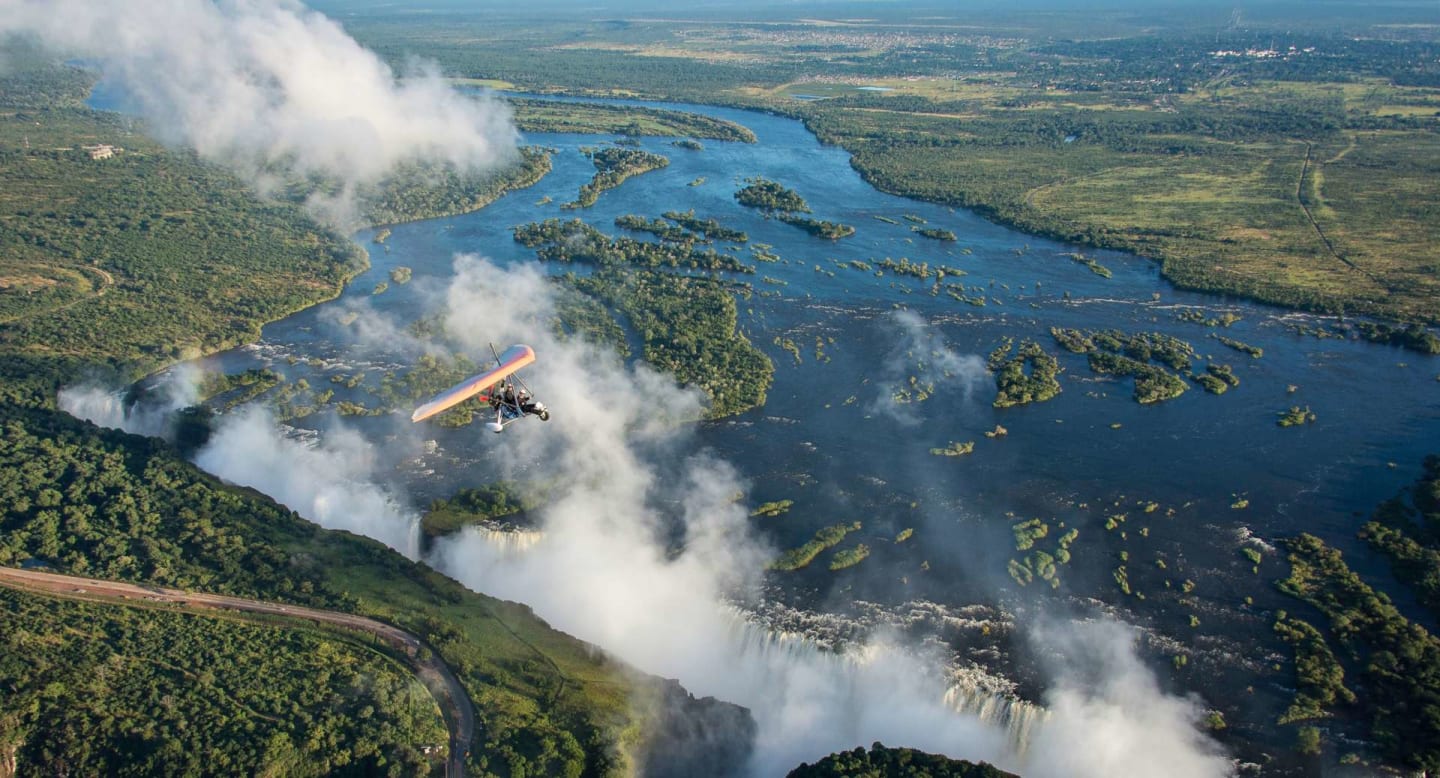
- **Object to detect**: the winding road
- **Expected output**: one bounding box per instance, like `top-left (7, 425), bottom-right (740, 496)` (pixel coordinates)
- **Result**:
top-left (0, 567), bottom-right (475, 778)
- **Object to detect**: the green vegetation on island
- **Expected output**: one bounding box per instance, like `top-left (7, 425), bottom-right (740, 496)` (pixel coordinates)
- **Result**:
top-left (828, 544), bottom-right (870, 571)
top-left (771, 522), bottom-right (861, 572)
top-left (751, 500), bottom-right (794, 518)
top-left (564, 147), bottom-right (669, 209)
top-left (988, 338), bottom-right (1063, 408)
top-left (1011, 520), bottom-right (1081, 590)
top-left (570, 269), bottom-right (773, 419)
top-left (776, 213), bottom-right (855, 239)
top-left (1273, 614), bottom-right (1355, 725)
top-left (734, 177), bottom-right (810, 213)
top-left (1088, 351), bottom-right (1189, 404)
top-left (510, 98), bottom-right (755, 142)
top-left (929, 441), bottom-right (975, 457)
top-left (875, 257), bottom-right (965, 282)
top-left (1278, 533), bottom-right (1440, 772)
top-left (1064, 253), bottom-right (1112, 278)
top-left (358, 147), bottom-right (553, 226)
top-left (914, 226), bottom-right (957, 242)
top-left (1176, 308), bottom-right (1242, 328)
top-left (421, 482), bottom-right (540, 537)
top-left (1051, 328), bottom-right (1195, 403)
top-left (1277, 406), bottom-right (1317, 427)
top-left (616, 214), bottom-right (699, 243)
top-left (663, 210), bottom-right (748, 243)
top-left (514, 218), bottom-right (753, 274)
top-left (1215, 335), bottom-right (1264, 358)
top-left (1359, 456), bottom-right (1440, 618)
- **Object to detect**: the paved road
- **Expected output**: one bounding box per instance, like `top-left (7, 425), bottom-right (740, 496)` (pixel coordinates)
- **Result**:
top-left (0, 567), bottom-right (475, 777)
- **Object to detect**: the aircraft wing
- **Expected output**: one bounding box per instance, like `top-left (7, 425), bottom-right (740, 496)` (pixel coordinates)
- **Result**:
top-left (411, 344), bottom-right (536, 423)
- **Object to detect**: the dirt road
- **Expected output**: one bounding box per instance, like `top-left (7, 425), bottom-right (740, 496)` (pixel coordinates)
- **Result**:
top-left (0, 566), bottom-right (475, 777)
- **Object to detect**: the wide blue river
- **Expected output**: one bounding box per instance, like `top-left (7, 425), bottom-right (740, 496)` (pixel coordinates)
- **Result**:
top-left (201, 94), bottom-right (1439, 748)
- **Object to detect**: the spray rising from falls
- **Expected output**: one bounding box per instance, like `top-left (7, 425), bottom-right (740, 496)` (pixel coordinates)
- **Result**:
top-left (2, 0), bottom-right (517, 223)
top-left (58, 369), bottom-right (421, 558)
top-left (58, 365), bottom-right (200, 439)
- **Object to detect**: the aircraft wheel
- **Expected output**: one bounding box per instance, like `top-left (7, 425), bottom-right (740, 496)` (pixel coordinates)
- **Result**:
top-left (538, 410), bottom-right (550, 421)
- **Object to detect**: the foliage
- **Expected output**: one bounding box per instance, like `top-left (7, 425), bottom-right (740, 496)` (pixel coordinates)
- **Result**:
top-left (1051, 325), bottom-right (1197, 403)
top-left (751, 500), bottom-right (793, 518)
top-left (775, 213), bottom-right (855, 239)
top-left (615, 214), bottom-right (698, 244)
top-left (1278, 533), bottom-right (1440, 771)
top-left (357, 147), bottom-right (552, 226)
top-left (828, 544), bottom-right (870, 571)
top-left (421, 482), bottom-right (540, 537)
top-left (662, 210), bottom-right (748, 243)
top-left (1012, 519), bottom-right (1049, 552)
top-left (787, 742), bottom-right (1017, 777)
top-left (734, 178), bottom-right (810, 213)
top-left (914, 227), bottom-right (957, 242)
top-left (1359, 455), bottom-right (1440, 618)
top-left (929, 441), bottom-right (975, 457)
top-left (570, 269), bottom-right (773, 419)
top-left (989, 339), bottom-right (1062, 408)
top-left (1214, 335), bottom-right (1264, 358)
top-left (514, 218), bottom-right (753, 274)
top-left (1273, 614), bottom-right (1355, 724)
top-left (564, 147), bottom-right (668, 208)
top-left (551, 283), bottom-right (630, 357)
top-left (1277, 406), bottom-right (1317, 427)
top-left (511, 98), bottom-right (755, 142)
top-left (771, 522), bottom-right (861, 572)
top-left (0, 587), bottom-right (444, 775)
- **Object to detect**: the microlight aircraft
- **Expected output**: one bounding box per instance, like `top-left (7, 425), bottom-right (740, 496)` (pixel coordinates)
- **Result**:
top-left (411, 344), bottom-right (550, 434)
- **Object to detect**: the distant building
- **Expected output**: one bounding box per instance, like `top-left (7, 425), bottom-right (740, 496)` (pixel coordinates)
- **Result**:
top-left (83, 143), bottom-right (120, 160)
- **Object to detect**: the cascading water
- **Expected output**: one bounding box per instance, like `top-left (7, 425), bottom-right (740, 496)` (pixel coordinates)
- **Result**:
top-left (470, 524), bottom-right (545, 554)
top-left (944, 680), bottom-right (1047, 755)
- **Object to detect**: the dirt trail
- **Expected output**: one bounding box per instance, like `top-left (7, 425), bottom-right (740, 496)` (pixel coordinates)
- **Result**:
top-left (0, 567), bottom-right (475, 778)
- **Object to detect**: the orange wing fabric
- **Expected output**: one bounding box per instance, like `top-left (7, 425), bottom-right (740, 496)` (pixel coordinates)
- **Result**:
top-left (411, 344), bottom-right (536, 423)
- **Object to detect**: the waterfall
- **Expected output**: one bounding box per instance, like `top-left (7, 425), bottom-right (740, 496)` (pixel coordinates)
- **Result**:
top-left (944, 681), bottom-right (1047, 755)
top-left (472, 524), bottom-right (545, 554)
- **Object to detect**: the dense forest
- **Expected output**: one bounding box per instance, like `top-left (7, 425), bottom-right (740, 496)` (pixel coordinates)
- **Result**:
top-left (0, 378), bottom-right (707, 777)
top-left (0, 587), bottom-right (445, 775)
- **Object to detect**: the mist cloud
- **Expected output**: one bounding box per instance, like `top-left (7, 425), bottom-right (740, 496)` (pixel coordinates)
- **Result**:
top-left (194, 407), bottom-right (421, 557)
top-left (2, 0), bottom-right (516, 212)
top-left (868, 309), bottom-right (988, 425)
top-left (58, 364), bottom-right (199, 438)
